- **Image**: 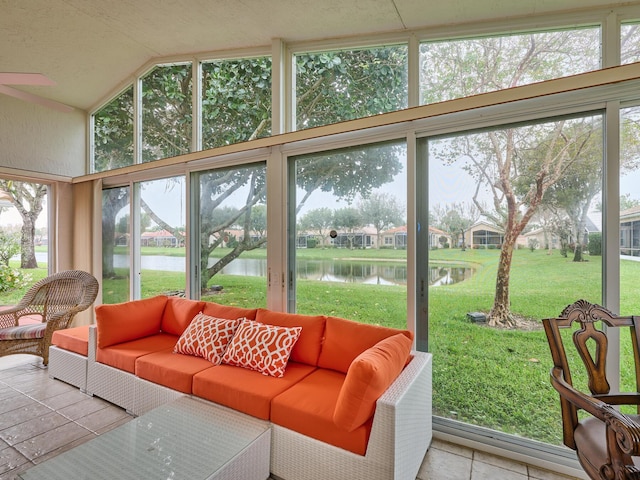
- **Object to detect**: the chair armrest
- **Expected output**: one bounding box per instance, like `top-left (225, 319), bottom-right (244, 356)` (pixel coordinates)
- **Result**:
top-left (0, 307), bottom-right (23, 329)
top-left (552, 366), bottom-right (640, 458)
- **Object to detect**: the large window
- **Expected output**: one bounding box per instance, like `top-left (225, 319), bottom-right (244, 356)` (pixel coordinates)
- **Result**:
top-left (289, 141), bottom-right (407, 324)
top-left (294, 45), bottom-right (408, 130)
top-left (195, 162), bottom-right (267, 308)
top-left (0, 180), bottom-right (49, 305)
top-left (420, 27), bottom-right (600, 104)
top-left (422, 112), bottom-right (603, 445)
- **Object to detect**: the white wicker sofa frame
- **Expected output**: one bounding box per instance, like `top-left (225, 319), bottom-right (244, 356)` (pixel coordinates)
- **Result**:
top-left (50, 300), bottom-right (433, 480)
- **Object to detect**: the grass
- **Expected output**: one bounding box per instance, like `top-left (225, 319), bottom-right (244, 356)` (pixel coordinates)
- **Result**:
top-left (3, 246), bottom-right (639, 446)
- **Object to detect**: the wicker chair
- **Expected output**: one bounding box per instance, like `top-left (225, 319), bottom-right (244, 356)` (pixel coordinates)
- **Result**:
top-left (543, 299), bottom-right (640, 479)
top-left (0, 270), bottom-right (98, 365)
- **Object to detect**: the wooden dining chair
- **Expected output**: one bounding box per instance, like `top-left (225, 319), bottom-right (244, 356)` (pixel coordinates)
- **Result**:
top-left (0, 270), bottom-right (98, 365)
top-left (543, 299), bottom-right (640, 479)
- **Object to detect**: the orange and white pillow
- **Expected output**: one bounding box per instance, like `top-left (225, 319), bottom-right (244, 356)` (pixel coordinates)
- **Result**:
top-left (222, 319), bottom-right (302, 378)
top-left (174, 312), bottom-right (242, 364)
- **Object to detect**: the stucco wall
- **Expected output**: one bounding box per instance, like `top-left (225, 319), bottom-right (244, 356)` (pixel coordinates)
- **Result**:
top-left (0, 95), bottom-right (86, 178)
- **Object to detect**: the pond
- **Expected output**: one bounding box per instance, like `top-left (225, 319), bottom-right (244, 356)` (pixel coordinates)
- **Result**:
top-left (108, 254), bottom-right (474, 287)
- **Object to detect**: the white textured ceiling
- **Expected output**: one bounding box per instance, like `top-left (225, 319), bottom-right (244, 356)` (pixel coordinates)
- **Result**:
top-left (0, 0), bottom-right (636, 111)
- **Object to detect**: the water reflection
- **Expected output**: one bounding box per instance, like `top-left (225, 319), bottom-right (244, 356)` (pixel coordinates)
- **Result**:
top-left (108, 254), bottom-right (474, 287)
top-left (429, 264), bottom-right (475, 286)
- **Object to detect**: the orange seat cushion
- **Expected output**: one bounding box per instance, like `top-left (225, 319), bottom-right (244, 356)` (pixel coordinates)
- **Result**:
top-left (255, 309), bottom-right (325, 366)
top-left (271, 369), bottom-right (372, 455)
top-left (192, 361), bottom-right (316, 420)
top-left (333, 333), bottom-right (412, 432)
top-left (95, 296), bottom-right (168, 348)
top-left (96, 333), bottom-right (178, 373)
top-left (51, 326), bottom-right (90, 356)
top-left (135, 349), bottom-right (215, 393)
top-left (161, 297), bottom-right (205, 336)
top-left (202, 302), bottom-right (257, 321)
top-left (317, 315), bottom-right (413, 373)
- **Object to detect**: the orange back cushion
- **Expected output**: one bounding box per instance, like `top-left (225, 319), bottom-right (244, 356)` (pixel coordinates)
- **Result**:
top-left (317, 315), bottom-right (413, 373)
top-left (255, 309), bottom-right (326, 366)
top-left (202, 302), bottom-right (258, 321)
top-left (333, 333), bottom-right (413, 432)
top-left (160, 297), bottom-right (205, 335)
top-left (95, 296), bottom-right (168, 348)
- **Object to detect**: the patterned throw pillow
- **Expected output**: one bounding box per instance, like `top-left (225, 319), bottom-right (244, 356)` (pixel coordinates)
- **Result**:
top-left (222, 319), bottom-right (302, 378)
top-left (174, 313), bottom-right (242, 364)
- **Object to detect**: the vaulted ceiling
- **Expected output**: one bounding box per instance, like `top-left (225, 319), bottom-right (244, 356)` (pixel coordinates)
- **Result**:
top-left (1, 0), bottom-right (637, 112)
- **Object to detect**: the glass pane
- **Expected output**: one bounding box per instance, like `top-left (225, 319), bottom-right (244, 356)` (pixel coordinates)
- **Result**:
top-left (420, 27), bottom-right (600, 104)
top-left (197, 163), bottom-right (267, 308)
top-left (0, 180), bottom-right (49, 304)
top-left (202, 57), bottom-right (272, 149)
top-left (291, 141), bottom-right (407, 326)
top-left (295, 45), bottom-right (408, 130)
top-left (620, 106), bottom-right (640, 311)
top-left (102, 186), bottom-right (130, 304)
top-left (424, 113), bottom-right (603, 445)
top-left (93, 86), bottom-right (134, 172)
top-left (142, 64), bottom-right (193, 162)
top-left (621, 23), bottom-right (640, 64)
top-left (138, 177), bottom-right (186, 298)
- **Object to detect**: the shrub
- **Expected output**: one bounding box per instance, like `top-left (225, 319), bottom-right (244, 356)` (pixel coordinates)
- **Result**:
top-left (0, 265), bottom-right (32, 293)
top-left (588, 232), bottom-right (602, 256)
top-left (528, 238), bottom-right (539, 252)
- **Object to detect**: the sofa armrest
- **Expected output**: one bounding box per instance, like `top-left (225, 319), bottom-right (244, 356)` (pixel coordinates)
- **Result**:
top-left (369, 350), bottom-right (432, 480)
top-left (88, 325), bottom-right (97, 363)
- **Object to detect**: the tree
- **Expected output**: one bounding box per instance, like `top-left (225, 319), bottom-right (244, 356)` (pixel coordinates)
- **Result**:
top-left (430, 202), bottom-right (480, 248)
top-left (334, 207), bottom-right (364, 249)
top-left (0, 180), bottom-right (46, 269)
top-left (521, 117), bottom-right (602, 262)
top-left (358, 192), bottom-right (404, 247)
top-left (299, 208), bottom-right (335, 248)
top-left (426, 30), bottom-right (600, 327)
top-left (102, 187), bottom-right (129, 278)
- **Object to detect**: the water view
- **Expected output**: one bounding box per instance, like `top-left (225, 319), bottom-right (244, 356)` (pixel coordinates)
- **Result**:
top-left (106, 254), bottom-right (473, 286)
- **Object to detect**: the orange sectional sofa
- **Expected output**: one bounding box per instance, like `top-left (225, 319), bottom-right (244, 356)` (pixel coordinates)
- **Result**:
top-left (49, 295), bottom-right (432, 480)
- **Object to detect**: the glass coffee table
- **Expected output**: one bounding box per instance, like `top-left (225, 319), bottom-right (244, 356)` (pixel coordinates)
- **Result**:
top-left (20, 396), bottom-right (271, 480)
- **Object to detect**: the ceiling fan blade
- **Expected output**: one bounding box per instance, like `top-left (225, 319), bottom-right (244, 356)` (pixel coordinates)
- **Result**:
top-left (0, 73), bottom-right (56, 86)
top-left (0, 85), bottom-right (74, 113)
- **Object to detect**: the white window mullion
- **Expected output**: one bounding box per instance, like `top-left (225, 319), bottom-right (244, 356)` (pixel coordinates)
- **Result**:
top-left (134, 78), bottom-right (143, 164)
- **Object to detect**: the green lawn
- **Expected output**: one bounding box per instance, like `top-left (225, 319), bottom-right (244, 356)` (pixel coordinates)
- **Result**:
top-left (3, 246), bottom-right (639, 446)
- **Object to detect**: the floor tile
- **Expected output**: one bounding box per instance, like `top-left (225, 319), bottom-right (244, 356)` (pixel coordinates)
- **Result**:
top-left (418, 445), bottom-right (473, 480)
top-left (0, 411), bottom-right (70, 446)
top-left (472, 460), bottom-right (529, 480)
top-left (14, 422), bottom-right (95, 462)
top-left (0, 403), bottom-right (53, 431)
top-left (0, 445), bottom-right (29, 475)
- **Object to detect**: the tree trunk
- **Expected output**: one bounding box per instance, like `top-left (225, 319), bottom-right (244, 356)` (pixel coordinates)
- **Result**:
top-left (20, 217), bottom-right (38, 268)
top-left (488, 237), bottom-right (517, 328)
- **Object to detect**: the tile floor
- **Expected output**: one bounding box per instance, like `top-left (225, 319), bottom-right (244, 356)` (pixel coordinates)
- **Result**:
top-left (0, 354), bottom-right (583, 480)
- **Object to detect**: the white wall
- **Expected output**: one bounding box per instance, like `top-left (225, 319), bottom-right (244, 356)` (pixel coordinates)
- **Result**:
top-left (0, 95), bottom-right (86, 177)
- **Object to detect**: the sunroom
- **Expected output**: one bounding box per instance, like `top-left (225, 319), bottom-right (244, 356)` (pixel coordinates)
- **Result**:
top-left (4, 1), bottom-right (640, 479)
